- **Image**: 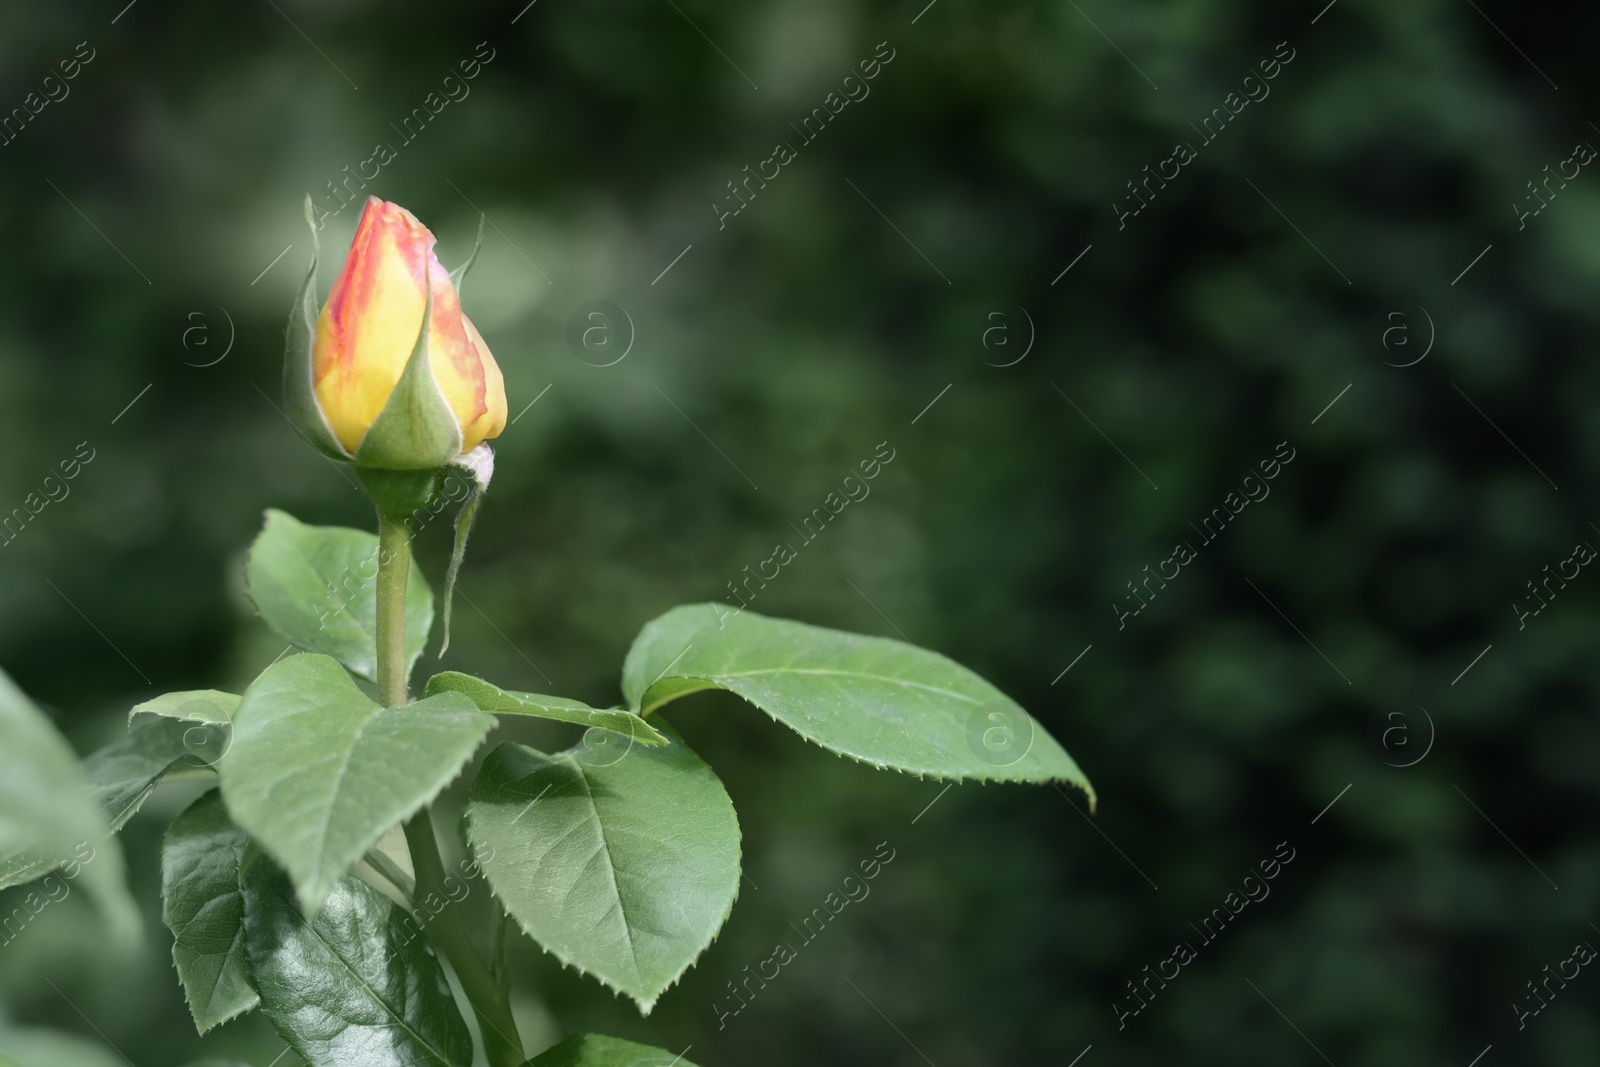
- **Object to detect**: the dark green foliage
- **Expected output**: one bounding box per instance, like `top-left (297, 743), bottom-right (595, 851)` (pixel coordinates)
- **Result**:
top-left (1, 0), bottom-right (1595, 1065)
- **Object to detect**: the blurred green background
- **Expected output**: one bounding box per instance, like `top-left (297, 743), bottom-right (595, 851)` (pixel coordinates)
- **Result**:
top-left (2, 0), bottom-right (1598, 1063)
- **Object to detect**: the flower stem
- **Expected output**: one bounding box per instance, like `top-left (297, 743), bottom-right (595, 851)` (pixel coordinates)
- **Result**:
top-left (375, 512), bottom-right (412, 709)
top-left (375, 509), bottom-right (524, 1067)
top-left (403, 814), bottom-right (525, 1067)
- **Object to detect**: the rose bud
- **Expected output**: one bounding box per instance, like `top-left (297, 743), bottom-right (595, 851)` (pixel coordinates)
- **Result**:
top-left (284, 196), bottom-right (507, 472)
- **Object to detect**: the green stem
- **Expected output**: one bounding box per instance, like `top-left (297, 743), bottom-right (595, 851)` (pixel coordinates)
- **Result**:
top-left (375, 509), bottom-right (523, 1067)
top-left (363, 848), bottom-right (416, 899)
top-left (489, 901), bottom-right (508, 989)
top-left (404, 815), bottom-right (524, 1067)
top-left (375, 513), bottom-right (412, 709)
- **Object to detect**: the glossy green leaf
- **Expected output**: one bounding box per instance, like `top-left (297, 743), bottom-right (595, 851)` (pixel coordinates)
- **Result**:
top-left (622, 605), bottom-right (1094, 799)
top-left (425, 672), bottom-right (668, 746)
top-left (245, 509), bottom-right (434, 683)
top-left (522, 1034), bottom-right (701, 1067)
top-left (161, 790), bottom-right (258, 1033)
top-left (0, 1027), bottom-right (127, 1067)
top-left (129, 689), bottom-right (240, 726)
top-left (220, 653), bottom-right (491, 917)
top-left (86, 717), bottom-right (218, 832)
top-left (242, 857), bottom-right (472, 1067)
top-left (0, 667), bottom-right (137, 943)
top-left (466, 729), bottom-right (741, 1014)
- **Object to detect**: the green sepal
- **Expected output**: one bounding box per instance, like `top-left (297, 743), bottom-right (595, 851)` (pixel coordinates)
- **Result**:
top-left (438, 446), bottom-right (493, 655)
top-left (448, 213), bottom-right (487, 294)
top-left (438, 488), bottom-right (479, 655)
top-left (355, 467), bottom-right (445, 528)
top-left (282, 195), bottom-right (349, 463)
top-left (353, 280), bottom-right (464, 471)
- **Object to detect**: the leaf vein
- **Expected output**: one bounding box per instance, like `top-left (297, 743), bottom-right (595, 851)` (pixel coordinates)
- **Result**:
top-left (558, 753), bottom-right (645, 985)
top-left (293, 886), bottom-right (456, 1065)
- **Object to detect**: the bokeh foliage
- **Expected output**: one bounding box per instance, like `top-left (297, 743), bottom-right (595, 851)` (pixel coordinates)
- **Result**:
top-left (1, 0), bottom-right (1598, 1063)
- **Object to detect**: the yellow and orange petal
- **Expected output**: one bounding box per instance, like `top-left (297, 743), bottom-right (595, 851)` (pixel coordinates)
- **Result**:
top-left (459, 314), bottom-right (507, 452)
top-left (425, 261), bottom-right (491, 448)
top-left (313, 198), bottom-right (427, 451)
top-left (311, 196), bottom-right (503, 456)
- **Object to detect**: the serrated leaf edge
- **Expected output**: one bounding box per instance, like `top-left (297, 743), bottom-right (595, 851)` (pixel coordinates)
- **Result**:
top-left (466, 734), bottom-right (742, 1014)
top-left (160, 794), bottom-right (259, 1035)
top-left (425, 672), bottom-right (669, 747)
top-left (244, 509), bottom-right (435, 683)
top-left (293, 699), bottom-right (490, 919)
top-left (639, 674), bottom-right (1096, 804)
top-left (223, 668), bottom-right (491, 919)
top-left (243, 865), bottom-right (466, 1067)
